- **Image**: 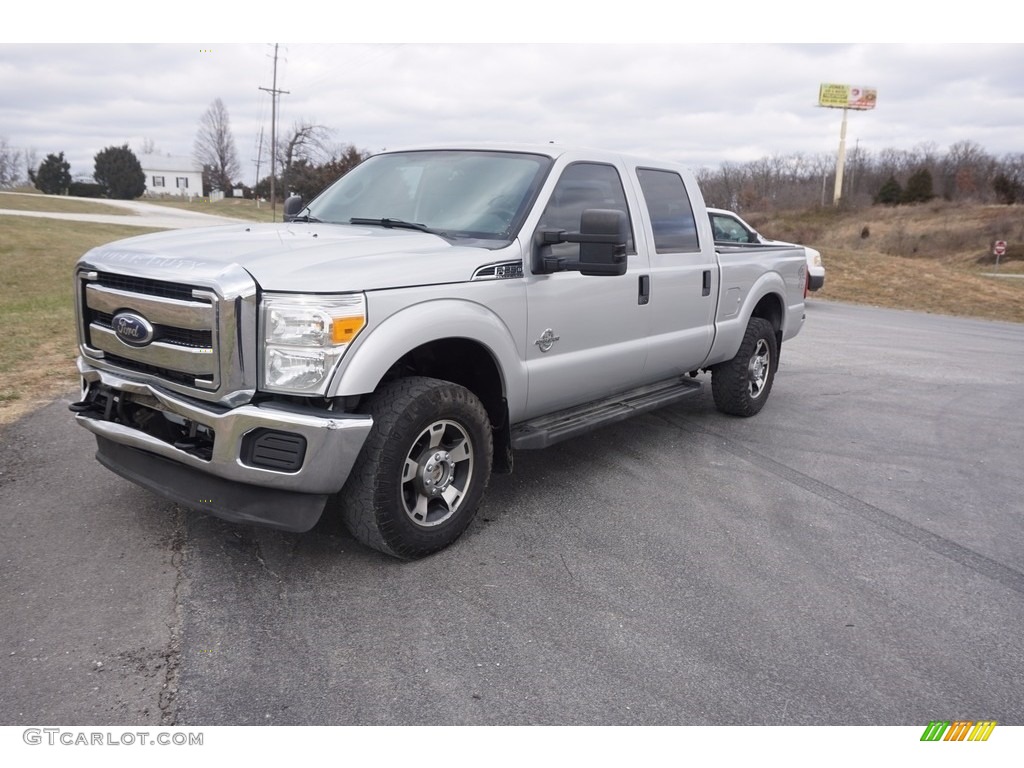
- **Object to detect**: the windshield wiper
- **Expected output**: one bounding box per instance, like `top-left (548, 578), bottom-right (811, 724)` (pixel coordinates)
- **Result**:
top-left (349, 217), bottom-right (441, 235)
top-left (289, 214), bottom-right (323, 223)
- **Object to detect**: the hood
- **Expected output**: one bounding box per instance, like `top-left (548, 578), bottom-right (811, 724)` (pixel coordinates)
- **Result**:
top-left (81, 222), bottom-right (517, 292)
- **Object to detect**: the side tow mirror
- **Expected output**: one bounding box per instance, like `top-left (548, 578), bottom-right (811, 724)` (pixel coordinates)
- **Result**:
top-left (533, 208), bottom-right (629, 276)
top-left (283, 195), bottom-right (304, 222)
top-left (577, 209), bottom-right (629, 276)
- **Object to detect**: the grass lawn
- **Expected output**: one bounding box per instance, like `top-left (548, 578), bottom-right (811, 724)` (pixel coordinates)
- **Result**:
top-left (0, 217), bottom-right (163, 425)
top-left (0, 190), bottom-right (132, 216)
top-left (142, 196), bottom-right (281, 223)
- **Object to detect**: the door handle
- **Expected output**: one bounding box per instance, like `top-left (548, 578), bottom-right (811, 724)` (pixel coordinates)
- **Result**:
top-left (638, 274), bottom-right (650, 305)
top-left (702, 270), bottom-right (711, 297)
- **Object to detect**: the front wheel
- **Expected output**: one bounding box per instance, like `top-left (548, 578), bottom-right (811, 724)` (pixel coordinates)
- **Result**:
top-left (711, 317), bottom-right (778, 417)
top-left (339, 377), bottom-right (493, 559)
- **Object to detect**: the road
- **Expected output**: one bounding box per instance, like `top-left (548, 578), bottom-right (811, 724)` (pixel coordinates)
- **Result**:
top-left (1, 301), bottom-right (1022, 726)
top-left (0, 192), bottom-right (243, 229)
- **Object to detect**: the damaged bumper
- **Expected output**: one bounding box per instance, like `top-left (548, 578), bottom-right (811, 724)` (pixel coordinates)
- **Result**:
top-left (72, 361), bottom-right (372, 532)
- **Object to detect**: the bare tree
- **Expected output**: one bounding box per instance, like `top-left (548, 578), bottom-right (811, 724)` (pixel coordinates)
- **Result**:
top-left (942, 140), bottom-right (994, 201)
top-left (992, 152), bottom-right (1024, 204)
top-left (0, 136), bottom-right (20, 187)
top-left (274, 122), bottom-right (331, 197)
top-left (694, 139), bottom-right (1018, 212)
top-left (698, 161), bottom-right (749, 210)
top-left (22, 147), bottom-right (37, 183)
top-left (193, 98), bottom-right (241, 192)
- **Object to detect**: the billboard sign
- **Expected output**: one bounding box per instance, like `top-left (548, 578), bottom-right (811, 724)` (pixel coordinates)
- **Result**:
top-left (819, 83), bottom-right (878, 110)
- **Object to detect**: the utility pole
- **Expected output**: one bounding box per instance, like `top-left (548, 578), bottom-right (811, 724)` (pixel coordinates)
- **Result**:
top-left (253, 127), bottom-right (263, 209)
top-left (259, 43), bottom-right (289, 221)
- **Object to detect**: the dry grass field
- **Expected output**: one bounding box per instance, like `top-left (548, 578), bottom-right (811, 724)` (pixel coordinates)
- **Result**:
top-left (0, 196), bottom-right (1021, 425)
top-left (749, 201), bottom-right (1024, 323)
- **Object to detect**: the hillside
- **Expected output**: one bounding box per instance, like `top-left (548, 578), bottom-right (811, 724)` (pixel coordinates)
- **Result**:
top-left (745, 202), bottom-right (1024, 324)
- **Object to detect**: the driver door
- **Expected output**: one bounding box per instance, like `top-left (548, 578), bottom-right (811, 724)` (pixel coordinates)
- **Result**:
top-left (522, 161), bottom-right (650, 419)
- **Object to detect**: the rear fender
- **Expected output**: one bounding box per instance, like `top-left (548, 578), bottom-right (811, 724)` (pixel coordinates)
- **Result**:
top-left (707, 271), bottom-right (794, 365)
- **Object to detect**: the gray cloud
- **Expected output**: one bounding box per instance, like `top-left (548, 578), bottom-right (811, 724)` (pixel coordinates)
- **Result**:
top-left (2, 43), bottom-right (1023, 186)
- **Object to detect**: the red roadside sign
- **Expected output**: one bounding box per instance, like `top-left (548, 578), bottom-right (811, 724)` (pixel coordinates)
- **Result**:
top-left (993, 240), bottom-right (1007, 256)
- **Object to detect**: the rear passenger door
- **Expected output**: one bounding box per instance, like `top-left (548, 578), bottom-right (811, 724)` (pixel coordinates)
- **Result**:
top-left (634, 167), bottom-right (717, 377)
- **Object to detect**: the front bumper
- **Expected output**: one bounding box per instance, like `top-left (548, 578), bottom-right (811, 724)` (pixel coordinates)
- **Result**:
top-left (73, 362), bottom-right (373, 531)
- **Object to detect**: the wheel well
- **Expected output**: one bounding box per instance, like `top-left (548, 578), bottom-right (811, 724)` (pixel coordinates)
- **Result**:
top-left (751, 293), bottom-right (784, 349)
top-left (379, 338), bottom-right (511, 472)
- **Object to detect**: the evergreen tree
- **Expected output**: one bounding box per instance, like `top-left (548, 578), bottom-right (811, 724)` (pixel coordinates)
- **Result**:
top-left (902, 168), bottom-right (935, 204)
top-left (873, 174), bottom-right (902, 206)
top-left (30, 152), bottom-right (72, 195)
top-left (93, 144), bottom-right (146, 199)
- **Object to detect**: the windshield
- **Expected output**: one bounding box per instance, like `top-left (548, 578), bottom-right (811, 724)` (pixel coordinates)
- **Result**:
top-left (305, 150), bottom-right (553, 241)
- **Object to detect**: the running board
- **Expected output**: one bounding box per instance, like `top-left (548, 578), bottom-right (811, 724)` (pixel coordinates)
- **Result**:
top-left (511, 377), bottom-right (702, 450)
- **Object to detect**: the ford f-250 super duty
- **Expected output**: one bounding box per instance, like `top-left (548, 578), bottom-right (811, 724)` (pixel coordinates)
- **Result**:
top-left (70, 144), bottom-right (806, 559)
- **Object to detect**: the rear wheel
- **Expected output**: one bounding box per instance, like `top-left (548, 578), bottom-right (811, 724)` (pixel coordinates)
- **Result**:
top-left (339, 377), bottom-right (492, 559)
top-left (711, 317), bottom-right (778, 417)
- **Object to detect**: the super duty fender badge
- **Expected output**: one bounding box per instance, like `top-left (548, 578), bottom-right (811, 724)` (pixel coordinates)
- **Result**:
top-left (112, 311), bottom-right (155, 347)
top-left (534, 328), bottom-right (560, 353)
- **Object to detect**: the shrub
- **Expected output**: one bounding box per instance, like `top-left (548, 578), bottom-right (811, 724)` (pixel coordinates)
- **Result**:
top-left (68, 181), bottom-right (105, 198)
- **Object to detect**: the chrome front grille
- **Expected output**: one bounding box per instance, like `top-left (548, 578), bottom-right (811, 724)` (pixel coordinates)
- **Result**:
top-left (76, 262), bottom-right (258, 405)
top-left (81, 274), bottom-right (220, 389)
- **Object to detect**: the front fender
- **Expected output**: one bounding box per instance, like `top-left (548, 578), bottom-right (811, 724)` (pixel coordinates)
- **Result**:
top-left (328, 298), bottom-right (526, 412)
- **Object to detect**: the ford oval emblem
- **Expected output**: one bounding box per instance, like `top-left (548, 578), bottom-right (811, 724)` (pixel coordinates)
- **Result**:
top-left (112, 311), bottom-right (155, 347)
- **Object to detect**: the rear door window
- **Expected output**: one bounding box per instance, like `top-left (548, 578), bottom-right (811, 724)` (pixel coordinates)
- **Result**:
top-left (636, 168), bottom-right (700, 253)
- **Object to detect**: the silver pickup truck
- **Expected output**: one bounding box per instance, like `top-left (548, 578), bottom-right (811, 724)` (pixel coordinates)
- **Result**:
top-left (70, 144), bottom-right (806, 559)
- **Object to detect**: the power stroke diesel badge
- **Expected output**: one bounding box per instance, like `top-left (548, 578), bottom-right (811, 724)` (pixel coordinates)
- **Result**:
top-left (112, 311), bottom-right (155, 347)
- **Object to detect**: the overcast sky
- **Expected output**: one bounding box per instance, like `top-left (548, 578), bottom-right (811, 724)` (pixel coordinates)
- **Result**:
top-left (4, 8), bottom-right (1022, 186)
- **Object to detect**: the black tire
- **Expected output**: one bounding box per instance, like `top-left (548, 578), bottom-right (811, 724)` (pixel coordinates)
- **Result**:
top-left (339, 376), bottom-right (492, 559)
top-left (711, 317), bottom-right (778, 417)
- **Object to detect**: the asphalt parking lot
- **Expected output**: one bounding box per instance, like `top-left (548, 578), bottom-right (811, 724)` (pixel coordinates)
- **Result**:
top-left (1, 300), bottom-right (1022, 726)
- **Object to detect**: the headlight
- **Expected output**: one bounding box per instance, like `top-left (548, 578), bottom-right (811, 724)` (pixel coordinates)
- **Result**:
top-left (261, 293), bottom-right (366, 394)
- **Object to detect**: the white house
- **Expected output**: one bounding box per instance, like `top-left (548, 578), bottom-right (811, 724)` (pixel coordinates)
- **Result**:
top-left (139, 154), bottom-right (203, 198)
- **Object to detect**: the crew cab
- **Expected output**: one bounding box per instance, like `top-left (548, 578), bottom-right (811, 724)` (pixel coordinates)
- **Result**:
top-left (707, 207), bottom-right (825, 295)
top-left (70, 145), bottom-right (806, 559)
